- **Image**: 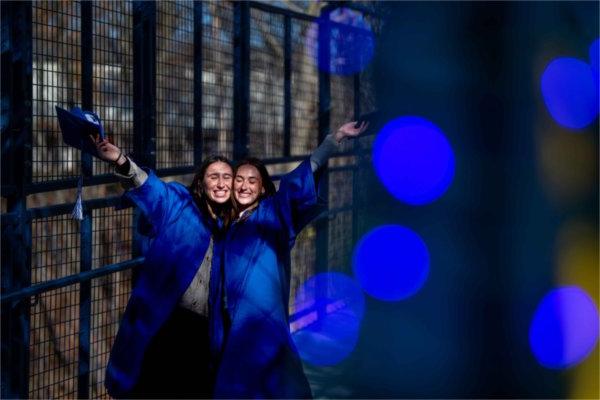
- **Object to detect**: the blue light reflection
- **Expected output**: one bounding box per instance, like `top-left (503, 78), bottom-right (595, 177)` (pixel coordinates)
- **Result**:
top-left (541, 57), bottom-right (599, 129)
top-left (291, 272), bottom-right (365, 366)
top-left (372, 116), bottom-right (455, 205)
top-left (307, 8), bottom-right (375, 76)
top-left (529, 286), bottom-right (599, 369)
top-left (353, 225), bottom-right (430, 301)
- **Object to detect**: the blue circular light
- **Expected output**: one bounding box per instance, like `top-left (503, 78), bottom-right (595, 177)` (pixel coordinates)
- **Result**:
top-left (372, 116), bottom-right (455, 205)
top-left (590, 38), bottom-right (599, 75)
top-left (291, 272), bottom-right (365, 366)
top-left (307, 8), bottom-right (375, 76)
top-left (353, 225), bottom-right (430, 301)
top-left (541, 57), bottom-right (599, 129)
top-left (529, 286), bottom-right (599, 369)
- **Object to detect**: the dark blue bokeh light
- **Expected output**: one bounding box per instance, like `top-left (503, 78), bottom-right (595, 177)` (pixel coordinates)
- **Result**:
top-left (372, 116), bottom-right (455, 205)
top-left (529, 286), bottom-right (599, 369)
top-left (291, 272), bottom-right (365, 366)
top-left (308, 8), bottom-right (375, 76)
top-left (541, 57), bottom-right (599, 129)
top-left (353, 225), bottom-right (430, 301)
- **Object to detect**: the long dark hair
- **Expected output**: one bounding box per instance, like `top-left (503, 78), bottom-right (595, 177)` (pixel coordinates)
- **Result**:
top-left (232, 157), bottom-right (276, 215)
top-left (189, 155), bottom-right (234, 227)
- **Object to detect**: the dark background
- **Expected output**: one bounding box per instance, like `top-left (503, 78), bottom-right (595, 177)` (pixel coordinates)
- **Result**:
top-left (306, 1), bottom-right (599, 398)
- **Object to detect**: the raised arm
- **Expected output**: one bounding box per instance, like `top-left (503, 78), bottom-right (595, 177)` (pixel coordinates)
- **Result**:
top-left (93, 136), bottom-right (185, 232)
top-left (309, 121), bottom-right (368, 171)
top-left (277, 120), bottom-right (368, 245)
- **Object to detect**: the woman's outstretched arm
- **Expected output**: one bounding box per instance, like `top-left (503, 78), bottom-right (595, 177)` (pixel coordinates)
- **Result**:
top-left (93, 137), bottom-right (148, 189)
top-left (309, 121), bottom-right (368, 171)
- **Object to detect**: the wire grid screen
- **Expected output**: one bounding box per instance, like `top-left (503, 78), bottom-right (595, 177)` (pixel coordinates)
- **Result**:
top-left (92, 1), bottom-right (133, 175)
top-left (32, 215), bottom-right (81, 284)
top-left (202, 1), bottom-right (234, 159)
top-left (248, 8), bottom-right (285, 158)
top-left (330, 74), bottom-right (355, 153)
top-left (91, 207), bottom-right (133, 269)
top-left (29, 284), bottom-right (80, 399)
top-left (328, 163), bottom-right (354, 272)
top-left (89, 271), bottom-right (132, 399)
top-left (329, 168), bottom-right (354, 209)
top-left (291, 18), bottom-right (319, 156)
top-left (328, 210), bottom-right (353, 272)
top-left (32, 1), bottom-right (82, 183)
top-left (289, 222), bottom-right (317, 316)
top-left (359, 68), bottom-right (376, 116)
top-left (156, 1), bottom-right (194, 169)
top-left (358, 13), bottom-right (380, 117)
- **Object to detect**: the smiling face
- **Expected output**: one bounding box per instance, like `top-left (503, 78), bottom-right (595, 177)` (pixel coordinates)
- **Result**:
top-left (202, 161), bottom-right (233, 204)
top-left (234, 164), bottom-right (265, 211)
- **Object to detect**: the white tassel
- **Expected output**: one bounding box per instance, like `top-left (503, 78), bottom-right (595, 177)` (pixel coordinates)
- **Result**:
top-left (72, 177), bottom-right (83, 221)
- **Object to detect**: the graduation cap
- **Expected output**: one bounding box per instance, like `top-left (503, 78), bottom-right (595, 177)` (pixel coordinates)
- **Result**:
top-left (353, 110), bottom-right (384, 136)
top-left (55, 106), bottom-right (105, 158)
top-left (55, 106), bottom-right (106, 220)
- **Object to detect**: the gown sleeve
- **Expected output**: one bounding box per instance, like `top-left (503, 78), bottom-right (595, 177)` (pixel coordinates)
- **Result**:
top-left (274, 158), bottom-right (327, 247)
top-left (122, 170), bottom-right (191, 234)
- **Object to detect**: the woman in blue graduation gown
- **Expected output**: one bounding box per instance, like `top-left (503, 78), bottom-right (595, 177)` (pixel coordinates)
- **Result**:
top-left (92, 138), bottom-right (233, 398)
top-left (210, 121), bottom-right (368, 399)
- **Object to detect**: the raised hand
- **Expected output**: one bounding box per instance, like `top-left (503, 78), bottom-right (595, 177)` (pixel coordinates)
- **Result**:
top-left (334, 121), bottom-right (369, 143)
top-left (91, 135), bottom-right (126, 165)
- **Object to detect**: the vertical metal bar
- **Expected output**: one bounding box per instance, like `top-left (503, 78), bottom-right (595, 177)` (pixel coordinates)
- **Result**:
top-left (353, 74), bottom-right (360, 120)
top-left (0, 3), bottom-right (13, 193)
top-left (351, 61), bottom-right (361, 247)
top-left (193, 1), bottom-right (203, 166)
top-left (315, 8), bottom-right (332, 320)
top-left (233, 1), bottom-right (250, 161)
top-left (316, 7), bottom-right (331, 273)
top-left (132, 1), bottom-right (157, 170)
top-left (283, 15), bottom-right (291, 157)
top-left (1, 2), bottom-right (32, 398)
top-left (131, 1), bottom-right (156, 286)
top-left (78, 2), bottom-right (93, 397)
top-left (77, 214), bottom-right (92, 399)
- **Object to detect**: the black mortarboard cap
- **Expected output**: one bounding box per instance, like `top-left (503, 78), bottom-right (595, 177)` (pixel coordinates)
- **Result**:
top-left (56, 106), bottom-right (105, 159)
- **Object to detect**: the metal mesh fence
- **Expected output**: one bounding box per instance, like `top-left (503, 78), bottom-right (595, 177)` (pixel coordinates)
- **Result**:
top-left (3, 2), bottom-right (377, 397)
top-left (89, 271), bottom-right (132, 399)
top-left (32, 215), bottom-right (81, 284)
top-left (290, 222), bottom-right (317, 313)
top-left (328, 210), bottom-right (353, 272)
top-left (291, 18), bottom-right (319, 156)
top-left (91, 207), bottom-right (133, 269)
top-left (92, 1), bottom-right (134, 175)
top-left (202, 1), bottom-right (234, 159)
top-left (330, 74), bottom-right (355, 153)
top-left (328, 157), bottom-right (355, 272)
top-left (248, 8), bottom-right (285, 158)
top-left (29, 284), bottom-right (80, 399)
top-left (32, 1), bottom-right (82, 182)
top-left (156, 1), bottom-right (195, 169)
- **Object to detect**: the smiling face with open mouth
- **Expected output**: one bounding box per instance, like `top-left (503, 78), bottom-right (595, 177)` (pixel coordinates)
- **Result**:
top-left (233, 164), bottom-right (265, 212)
top-left (202, 161), bottom-right (233, 204)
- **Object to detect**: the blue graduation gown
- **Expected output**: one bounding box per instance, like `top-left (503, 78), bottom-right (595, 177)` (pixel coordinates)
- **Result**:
top-left (210, 159), bottom-right (325, 399)
top-left (105, 171), bottom-right (218, 398)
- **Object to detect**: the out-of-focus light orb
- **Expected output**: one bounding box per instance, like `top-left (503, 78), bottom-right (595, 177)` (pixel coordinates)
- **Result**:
top-left (353, 225), bottom-right (429, 301)
top-left (306, 7), bottom-right (375, 75)
top-left (372, 116), bottom-right (455, 205)
top-left (291, 272), bottom-right (365, 366)
top-left (541, 57), bottom-right (599, 129)
top-left (590, 38), bottom-right (599, 75)
top-left (529, 286), bottom-right (599, 369)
